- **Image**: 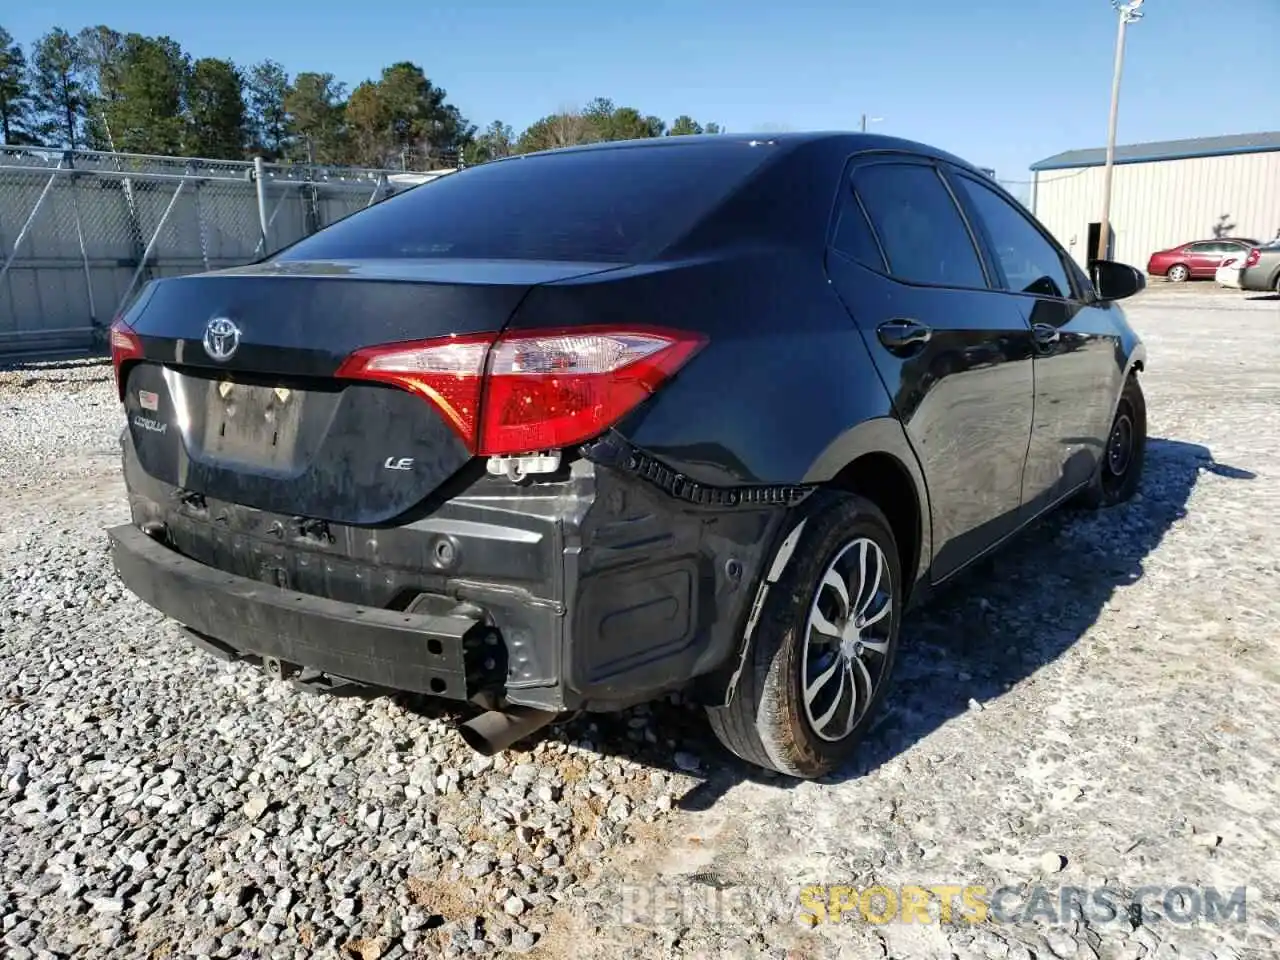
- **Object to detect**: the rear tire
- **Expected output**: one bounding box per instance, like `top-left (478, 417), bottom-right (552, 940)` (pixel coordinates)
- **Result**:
top-left (1079, 373), bottom-right (1146, 509)
top-left (706, 494), bottom-right (902, 779)
top-left (1166, 264), bottom-right (1190, 282)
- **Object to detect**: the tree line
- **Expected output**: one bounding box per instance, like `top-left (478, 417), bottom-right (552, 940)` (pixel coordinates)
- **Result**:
top-left (0, 24), bottom-right (723, 169)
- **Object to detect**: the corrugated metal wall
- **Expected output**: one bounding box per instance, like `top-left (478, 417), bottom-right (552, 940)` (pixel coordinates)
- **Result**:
top-left (1032, 150), bottom-right (1280, 270)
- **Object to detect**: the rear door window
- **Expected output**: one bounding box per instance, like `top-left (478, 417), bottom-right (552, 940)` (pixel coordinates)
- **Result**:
top-left (274, 143), bottom-right (775, 264)
top-left (830, 193), bottom-right (887, 272)
top-left (851, 162), bottom-right (987, 289)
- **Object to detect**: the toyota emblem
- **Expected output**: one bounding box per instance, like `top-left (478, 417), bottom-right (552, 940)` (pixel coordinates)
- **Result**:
top-left (203, 316), bottom-right (241, 362)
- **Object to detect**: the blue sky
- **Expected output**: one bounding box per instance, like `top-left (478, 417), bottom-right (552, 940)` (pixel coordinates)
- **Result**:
top-left (7, 0), bottom-right (1280, 190)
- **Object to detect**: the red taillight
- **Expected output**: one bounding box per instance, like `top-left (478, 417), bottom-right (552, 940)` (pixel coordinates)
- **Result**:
top-left (481, 328), bottom-right (706, 455)
top-left (336, 326), bottom-right (707, 457)
top-left (1245, 247), bottom-right (1261, 268)
top-left (109, 317), bottom-right (144, 398)
top-left (336, 334), bottom-right (492, 445)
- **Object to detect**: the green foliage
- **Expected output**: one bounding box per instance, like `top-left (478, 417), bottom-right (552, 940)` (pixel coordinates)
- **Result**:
top-left (5, 21), bottom-right (725, 167)
top-left (106, 34), bottom-right (188, 154)
top-left (513, 98), bottom-right (704, 156)
top-left (582, 98), bottom-right (659, 141)
top-left (186, 58), bottom-right (246, 159)
top-left (669, 115), bottom-right (701, 136)
top-left (515, 112), bottom-right (587, 153)
top-left (464, 120), bottom-right (515, 166)
top-left (606, 106), bottom-right (654, 140)
top-left (512, 100), bottom-right (723, 155)
top-left (343, 62), bottom-right (474, 167)
top-left (0, 27), bottom-right (36, 145)
top-left (246, 60), bottom-right (289, 159)
top-left (30, 27), bottom-right (86, 147)
top-left (284, 71), bottom-right (346, 163)
top-left (343, 79), bottom-right (388, 166)
top-left (669, 116), bottom-right (723, 136)
top-left (76, 25), bottom-right (125, 149)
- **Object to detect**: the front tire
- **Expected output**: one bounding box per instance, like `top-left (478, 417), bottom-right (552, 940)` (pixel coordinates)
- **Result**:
top-left (1079, 373), bottom-right (1146, 508)
top-left (706, 494), bottom-right (902, 779)
top-left (1167, 264), bottom-right (1190, 282)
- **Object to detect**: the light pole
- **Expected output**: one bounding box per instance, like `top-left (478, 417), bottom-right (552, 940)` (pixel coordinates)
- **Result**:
top-left (860, 114), bottom-right (883, 133)
top-left (1096, 0), bottom-right (1145, 262)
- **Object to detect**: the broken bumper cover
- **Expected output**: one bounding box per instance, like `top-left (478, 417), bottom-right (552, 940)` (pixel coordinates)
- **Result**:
top-left (107, 523), bottom-right (488, 700)
top-left (110, 435), bottom-right (805, 713)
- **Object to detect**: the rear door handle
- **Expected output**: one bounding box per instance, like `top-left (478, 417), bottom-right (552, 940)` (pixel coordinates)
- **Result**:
top-left (876, 318), bottom-right (932, 354)
top-left (1032, 323), bottom-right (1060, 346)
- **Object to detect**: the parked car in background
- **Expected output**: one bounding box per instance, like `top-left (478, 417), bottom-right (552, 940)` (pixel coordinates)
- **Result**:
top-left (106, 132), bottom-right (1150, 779)
top-left (1147, 237), bottom-right (1258, 282)
top-left (1240, 240), bottom-right (1280, 293)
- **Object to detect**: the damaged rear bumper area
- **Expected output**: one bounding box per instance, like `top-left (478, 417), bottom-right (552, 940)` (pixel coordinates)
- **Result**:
top-left (108, 431), bottom-right (811, 715)
top-left (108, 522), bottom-right (492, 698)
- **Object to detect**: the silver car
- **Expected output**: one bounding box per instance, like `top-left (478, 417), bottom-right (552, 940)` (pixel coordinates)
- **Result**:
top-left (1240, 240), bottom-right (1280, 293)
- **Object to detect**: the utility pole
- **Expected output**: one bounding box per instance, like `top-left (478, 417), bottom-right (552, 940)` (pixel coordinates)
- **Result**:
top-left (860, 114), bottom-right (883, 133)
top-left (1097, 0), bottom-right (1146, 262)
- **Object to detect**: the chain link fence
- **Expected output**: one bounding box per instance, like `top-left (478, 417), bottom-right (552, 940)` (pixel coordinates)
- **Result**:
top-left (0, 146), bottom-right (455, 356)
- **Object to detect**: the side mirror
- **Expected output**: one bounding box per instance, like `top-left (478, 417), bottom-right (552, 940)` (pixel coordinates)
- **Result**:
top-left (1090, 259), bottom-right (1145, 301)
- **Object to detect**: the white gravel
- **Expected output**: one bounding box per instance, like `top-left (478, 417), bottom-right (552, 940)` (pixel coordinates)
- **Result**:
top-left (2, 283), bottom-right (1278, 960)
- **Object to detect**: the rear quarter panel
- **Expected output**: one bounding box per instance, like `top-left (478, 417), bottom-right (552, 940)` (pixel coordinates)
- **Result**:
top-left (512, 249), bottom-right (901, 488)
top-left (507, 137), bottom-right (923, 492)
top-left (504, 136), bottom-right (952, 601)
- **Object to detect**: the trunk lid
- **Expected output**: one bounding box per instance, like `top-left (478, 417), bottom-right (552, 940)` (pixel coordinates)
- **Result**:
top-left (119, 259), bottom-right (618, 525)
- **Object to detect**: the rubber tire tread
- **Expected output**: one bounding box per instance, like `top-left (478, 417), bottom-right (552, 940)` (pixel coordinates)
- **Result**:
top-left (1078, 372), bottom-right (1147, 509)
top-left (706, 493), bottom-right (900, 778)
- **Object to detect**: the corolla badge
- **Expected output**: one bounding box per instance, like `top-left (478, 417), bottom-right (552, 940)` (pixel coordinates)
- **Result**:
top-left (203, 316), bottom-right (241, 362)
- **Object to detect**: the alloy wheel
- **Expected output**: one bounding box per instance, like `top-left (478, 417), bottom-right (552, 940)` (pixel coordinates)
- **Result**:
top-left (801, 537), bottom-right (893, 742)
top-left (1168, 265), bottom-right (1189, 282)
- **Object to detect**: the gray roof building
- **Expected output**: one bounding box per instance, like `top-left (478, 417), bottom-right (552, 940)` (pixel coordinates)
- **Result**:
top-left (1029, 131), bottom-right (1280, 269)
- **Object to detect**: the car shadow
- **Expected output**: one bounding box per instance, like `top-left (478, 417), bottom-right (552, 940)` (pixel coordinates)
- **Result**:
top-left (1244, 293), bottom-right (1278, 302)
top-left (421, 437), bottom-right (1252, 809)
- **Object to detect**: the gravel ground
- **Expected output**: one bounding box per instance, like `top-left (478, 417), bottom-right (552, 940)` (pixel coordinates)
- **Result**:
top-left (2, 283), bottom-right (1278, 960)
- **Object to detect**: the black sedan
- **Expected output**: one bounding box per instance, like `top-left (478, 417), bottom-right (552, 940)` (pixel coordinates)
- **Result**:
top-left (106, 132), bottom-right (1148, 778)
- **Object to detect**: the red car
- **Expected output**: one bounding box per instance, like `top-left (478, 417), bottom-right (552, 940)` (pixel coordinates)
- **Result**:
top-left (1147, 237), bottom-right (1258, 282)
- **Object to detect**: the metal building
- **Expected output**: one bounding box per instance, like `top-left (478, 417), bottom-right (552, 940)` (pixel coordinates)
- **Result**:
top-left (1029, 131), bottom-right (1280, 271)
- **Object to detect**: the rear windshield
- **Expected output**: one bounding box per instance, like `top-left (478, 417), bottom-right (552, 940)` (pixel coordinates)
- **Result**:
top-left (274, 142), bottom-right (774, 264)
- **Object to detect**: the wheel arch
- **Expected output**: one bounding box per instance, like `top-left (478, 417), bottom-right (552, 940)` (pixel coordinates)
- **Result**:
top-left (692, 417), bottom-right (932, 711)
top-left (803, 416), bottom-right (932, 599)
